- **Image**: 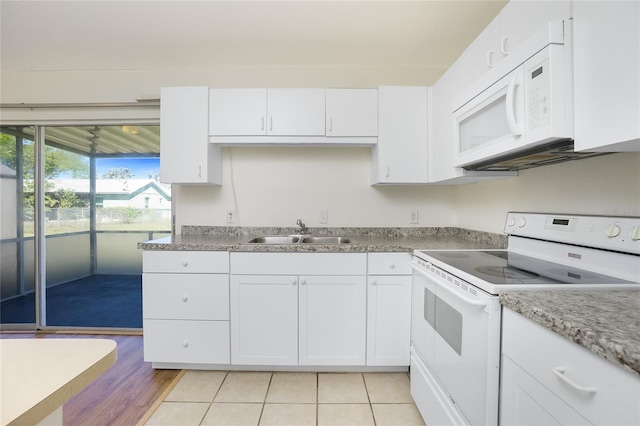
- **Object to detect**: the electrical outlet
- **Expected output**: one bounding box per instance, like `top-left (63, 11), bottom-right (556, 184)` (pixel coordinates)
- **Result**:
top-left (320, 210), bottom-right (329, 224)
top-left (409, 208), bottom-right (419, 224)
top-left (226, 209), bottom-right (237, 224)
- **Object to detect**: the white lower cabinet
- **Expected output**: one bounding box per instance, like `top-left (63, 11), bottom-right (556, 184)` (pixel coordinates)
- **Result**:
top-left (230, 274), bottom-right (298, 366)
top-left (230, 252), bottom-right (367, 367)
top-left (142, 251), bottom-right (230, 365)
top-left (500, 308), bottom-right (640, 426)
top-left (299, 275), bottom-right (366, 366)
top-left (367, 253), bottom-right (412, 366)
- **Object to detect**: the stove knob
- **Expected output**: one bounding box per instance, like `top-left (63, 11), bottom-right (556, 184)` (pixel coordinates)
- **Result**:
top-left (518, 218), bottom-right (527, 228)
top-left (507, 217), bottom-right (516, 227)
top-left (605, 224), bottom-right (621, 238)
top-left (631, 226), bottom-right (640, 241)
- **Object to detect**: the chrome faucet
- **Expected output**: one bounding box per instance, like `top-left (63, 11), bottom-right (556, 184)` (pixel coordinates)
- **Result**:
top-left (296, 219), bottom-right (308, 234)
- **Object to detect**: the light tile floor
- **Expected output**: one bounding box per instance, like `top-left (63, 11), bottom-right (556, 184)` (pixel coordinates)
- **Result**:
top-left (145, 371), bottom-right (425, 426)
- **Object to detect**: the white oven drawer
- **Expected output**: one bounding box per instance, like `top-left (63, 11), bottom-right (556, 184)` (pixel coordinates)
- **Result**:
top-left (502, 308), bottom-right (640, 425)
top-left (410, 348), bottom-right (468, 426)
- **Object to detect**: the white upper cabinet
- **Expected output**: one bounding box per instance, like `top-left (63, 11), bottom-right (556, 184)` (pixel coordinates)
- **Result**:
top-left (326, 89), bottom-right (378, 137)
top-left (209, 88), bottom-right (267, 136)
top-left (573, 1), bottom-right (640, 152)
top-left (372, 86), bottom-right (429, 185)
top-left (160, 86), bottom-right (222, 185)
top-left (209, 88), bottom-right (325, 139)
top-left (496, 0), bottom-right (571, 67)
top-left (267, 89), bottom-right (326, 136)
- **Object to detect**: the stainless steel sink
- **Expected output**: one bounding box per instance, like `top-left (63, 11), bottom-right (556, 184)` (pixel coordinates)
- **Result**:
top-left (300, 236), bottom-right (352, 244)
top-left (246, 236), bottom-right (301, 244)
top-left (245, 236), bottom-right (352, 244)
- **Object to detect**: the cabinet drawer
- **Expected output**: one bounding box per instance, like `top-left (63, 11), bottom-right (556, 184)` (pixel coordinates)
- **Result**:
top-left (143, 319), bottom-right (230, 364)
top-left (143, 251), bottom-right (229, 273)
top-left (143, 274), bottom-right (229, 320)
top-left (368, 252), bottom-right (412, 275)
top-left (502, 308), bottom-right (640, 425)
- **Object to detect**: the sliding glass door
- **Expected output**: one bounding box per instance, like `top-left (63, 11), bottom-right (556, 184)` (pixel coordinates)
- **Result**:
top-left (0, 127), bottom-right (36, 326)
top-left (1, 124), bottom-right (166, 330)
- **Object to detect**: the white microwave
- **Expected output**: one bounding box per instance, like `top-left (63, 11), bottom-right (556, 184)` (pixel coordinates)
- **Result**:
top-left (453, 21), bottom-right (573, 169)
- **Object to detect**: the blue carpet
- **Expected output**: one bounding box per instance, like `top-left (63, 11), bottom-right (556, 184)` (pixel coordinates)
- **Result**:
top-left (1, 274), bottom-right (142, 328)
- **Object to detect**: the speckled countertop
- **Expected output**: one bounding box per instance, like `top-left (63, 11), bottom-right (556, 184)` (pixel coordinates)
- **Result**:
top-left (137, 226), bottom-right (508, 252)
top-left (501, 291), bottom-right (640, 376)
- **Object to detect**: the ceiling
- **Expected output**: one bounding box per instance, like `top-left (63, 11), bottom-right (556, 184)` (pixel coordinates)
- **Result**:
top-left (0, 1), bottom-right (507, 74)
top-left (3, 125), bottom-right (160, 157)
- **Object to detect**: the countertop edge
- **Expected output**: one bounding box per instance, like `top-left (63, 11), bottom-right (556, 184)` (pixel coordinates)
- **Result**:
top-left (500, 292), bottom-right (640, 377)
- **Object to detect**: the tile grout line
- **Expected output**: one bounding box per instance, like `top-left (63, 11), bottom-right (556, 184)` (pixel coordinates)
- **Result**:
top-left (198, 371), bottom-right (229, 426)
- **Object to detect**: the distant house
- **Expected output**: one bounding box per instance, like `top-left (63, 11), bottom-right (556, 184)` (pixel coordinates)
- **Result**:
top-left (49, 179), bottom-right (171, 210)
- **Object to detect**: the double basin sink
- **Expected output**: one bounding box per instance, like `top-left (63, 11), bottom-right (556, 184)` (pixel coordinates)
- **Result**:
top-left (246, 236), bottom-right (352, 245)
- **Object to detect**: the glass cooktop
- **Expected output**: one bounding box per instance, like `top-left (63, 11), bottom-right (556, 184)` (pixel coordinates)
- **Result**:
top-left (418, 250), bottom-right (638, 285)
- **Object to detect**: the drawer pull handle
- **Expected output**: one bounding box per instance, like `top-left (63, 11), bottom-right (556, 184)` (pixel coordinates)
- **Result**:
top-left (182, 295), bottom-right (188, 302)
top-left (182, 340), bottom-right (189, 348)
top-left (552, 367), bottom-right (597, 394)
top-left (182, 260), bottom-right (188, 267)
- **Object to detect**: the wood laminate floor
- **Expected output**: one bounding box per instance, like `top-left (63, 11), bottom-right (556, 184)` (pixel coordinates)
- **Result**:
top-left (0, 332), bottom-right (181, 426)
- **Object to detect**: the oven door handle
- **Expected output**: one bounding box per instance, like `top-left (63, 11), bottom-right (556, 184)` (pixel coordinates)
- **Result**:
top-left (411, 262), bottom-right (488, 309)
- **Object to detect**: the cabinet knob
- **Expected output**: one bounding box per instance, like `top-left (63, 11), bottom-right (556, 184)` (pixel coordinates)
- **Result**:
top-left (182, 340), bottom-right (189, 348)
top-left (291, 279), bottom-right (297, 285)
top-left (182, 295), bottom-right (188, 302)
top-left (181, 260), bottom-right (188, 267)
top-left (371, 280), bottom-right (377, 286)
top-left (301, 279), bottom-right (307, 285)
top-left (389, 262), bottom-right (396, 269)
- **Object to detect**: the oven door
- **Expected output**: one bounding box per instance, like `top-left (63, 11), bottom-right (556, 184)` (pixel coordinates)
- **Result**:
top-left (411, 258), bottom-right (501, 426)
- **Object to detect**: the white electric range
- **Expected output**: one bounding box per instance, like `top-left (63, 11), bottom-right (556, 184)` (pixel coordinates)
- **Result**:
top-left (410, 212), bottom-right (640, 426)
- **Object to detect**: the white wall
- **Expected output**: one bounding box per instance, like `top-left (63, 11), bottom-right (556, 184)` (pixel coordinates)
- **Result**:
top-left (175, 147), bottom-right (456, 230)
top-left (454, 152), bottom-right (640, 233)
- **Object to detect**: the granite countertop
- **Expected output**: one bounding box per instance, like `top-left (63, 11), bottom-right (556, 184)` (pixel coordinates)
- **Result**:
top-left (500, 290), bottom-right (640, 376)
top-left (137, 226), bottom-right (508, 252)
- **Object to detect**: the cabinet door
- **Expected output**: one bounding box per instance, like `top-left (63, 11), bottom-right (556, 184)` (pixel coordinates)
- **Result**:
top-left (209, 88), bottom-right (267, 136)
top-left (326, 89), bottom-right (378, 137)
top-left (230, 275), bottom-right (298, 365)
top-left (573, 1), bottom-right (640, 151)
top-left (267, 89), bottom-right (325, 136)
top-left (160, 86), bottom-right (221, 184)
top-left (498, 0), bottom-right (570, 63)
top-left (298, 275), bottom-right (366, 366)
top-left (372, 86), bottom-right (428, 184)
top-left (366, 275), bottom-right (411, 366)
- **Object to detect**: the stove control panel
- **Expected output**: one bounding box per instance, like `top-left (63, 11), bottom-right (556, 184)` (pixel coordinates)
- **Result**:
top-left (504, 212), bottom-right (640, 255)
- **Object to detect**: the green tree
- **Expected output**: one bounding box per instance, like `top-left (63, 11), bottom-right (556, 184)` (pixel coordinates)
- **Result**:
top-left (102, 167), bottom-right (134, 179)
top-left (0, 132), bottom-right (89, 179)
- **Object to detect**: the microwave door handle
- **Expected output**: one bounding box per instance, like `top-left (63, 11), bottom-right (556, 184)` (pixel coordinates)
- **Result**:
top-left (410, 262), bottom-right (487, 309)
top-left (506, 71), bottom-right (523, 136)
